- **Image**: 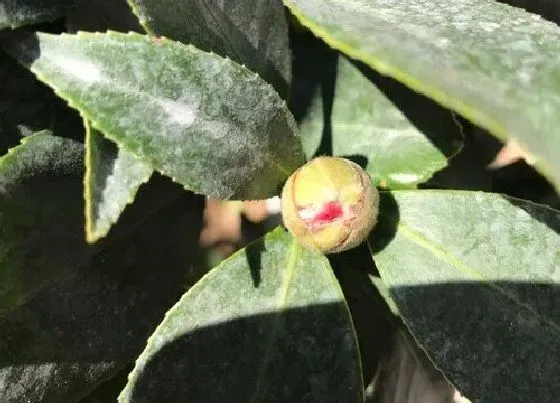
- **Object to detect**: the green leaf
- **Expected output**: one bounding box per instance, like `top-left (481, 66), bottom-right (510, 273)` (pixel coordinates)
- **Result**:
top-left (1, 31), bottom-right (304, 199)
top-left (369, 190), bottom-right (560, 402)
top-left (0, 131), bottom-right (205, 402)
top-left (84, 120), bottom-right (153, 243)
top-left (0, 132), bottom-right (84, 316)
top-left (0, 0), bottom-right (79, 28)
top-left (0, 48), bottom-right (82, 155)
top-left (299, 56), bottom-right (462, 188)
top-left (128, 0), bottom-right (291, 98)
top-left (284, 0), bottom-right (560, 191)
top-left (119, 228), bottom-right (363, 402)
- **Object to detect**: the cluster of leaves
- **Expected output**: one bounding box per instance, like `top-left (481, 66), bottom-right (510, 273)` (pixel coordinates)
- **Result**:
top-left (0, 0), bottom-right (559, 402)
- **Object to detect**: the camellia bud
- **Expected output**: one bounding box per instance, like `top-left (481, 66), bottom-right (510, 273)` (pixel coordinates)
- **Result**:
top-left (281, 156), bottom-right (379, 254)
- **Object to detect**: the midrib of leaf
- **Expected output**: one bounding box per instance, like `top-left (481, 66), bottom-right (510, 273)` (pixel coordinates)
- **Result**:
top-left (393, 223), bottom-right (560, 333)
top-left (250, 239), bottom-right (300, 402)
top-left (200, 2), bottom-right (240, 60)
top-left (125, 0), bottom-right (239, 61)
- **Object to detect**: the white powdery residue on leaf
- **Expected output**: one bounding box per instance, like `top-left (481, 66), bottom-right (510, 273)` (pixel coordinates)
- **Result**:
top-left (155, 98), bottom-right (196, 127)
top-left (478, 21), bottom-right (501, 33)
top-left (517, 69), bottom-right (532, 85)
top-left (48, 55), bottom-right (103, 85)
top-left (388, 172), bottom-right (421, 184)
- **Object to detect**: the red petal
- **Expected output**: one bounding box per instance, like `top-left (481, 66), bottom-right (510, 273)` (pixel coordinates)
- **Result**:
top-left (313, 201), bottom-right (343, 222)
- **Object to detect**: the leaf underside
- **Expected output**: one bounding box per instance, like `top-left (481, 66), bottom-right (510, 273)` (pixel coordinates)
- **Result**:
top-left (84, 120), bottom-right (152, 243)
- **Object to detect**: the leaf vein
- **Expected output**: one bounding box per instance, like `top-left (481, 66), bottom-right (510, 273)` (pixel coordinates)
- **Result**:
top-left (250, 239), bottom-right (300, 402)
top-left (398, 223), bottom-right (560, 333)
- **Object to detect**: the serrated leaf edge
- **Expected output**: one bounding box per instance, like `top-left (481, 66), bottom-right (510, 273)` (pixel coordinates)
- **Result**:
top-left (0, 130), bottom-right (52, 169)
top-left (26, 31), bottom-right (299, 200)
top-left (83, 118), bottom-right (152, 243)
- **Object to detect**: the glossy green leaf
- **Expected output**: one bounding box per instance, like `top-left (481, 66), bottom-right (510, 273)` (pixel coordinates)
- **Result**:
top-left (128, 0), bottom-right (291, 98)
top-left (119, 227), bottom-right (363, 402)
top-left (0, 131), bottom-right (205, 402)
top-left (285, 0), bottom-right (560, 191)
top-left (84, 121), bottom-right (153, 242)
top-left (0, 31), bottom-right (304, 199)
top-left (0, 0), bottom-right (79, 28)
top-left (0, 48), bottom-right (82, 155)
top-left (369, 190), bottom-right (560, 403)
top-left (299, 56), bottom-right (462, 188)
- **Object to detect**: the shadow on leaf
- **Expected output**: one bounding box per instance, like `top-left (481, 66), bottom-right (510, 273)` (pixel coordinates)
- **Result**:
top-left (390, 281), bottom-right (560, 403)
top-left (350, 58), bottom-right (463, 160)
top-left (0, 133), bottom-right (205, 402)
top-left (503, 194), bottom-right (560, 235)
top-left (288, 23), bottom-right (338, 157)
top-left (0, 46), bottom-right (82, 155)
top-left (368, 191), bottom-right (400, 255)
top-left (125, 303), bottom-right (362, 403)
top-left (245, 236), bottom-right (266, 287)
top-left (329, 243), bottom-right (396, 392)
top-left (496, 0), bottom-right (560, 25)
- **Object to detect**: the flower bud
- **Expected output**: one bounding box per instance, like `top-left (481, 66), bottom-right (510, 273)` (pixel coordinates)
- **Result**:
top-left (281, 156), bottom-right (379, 254)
